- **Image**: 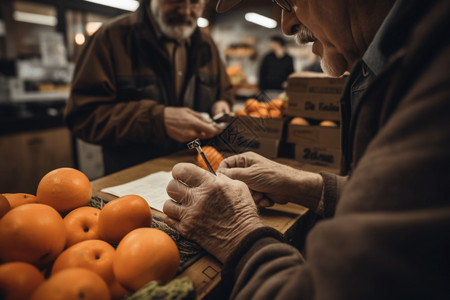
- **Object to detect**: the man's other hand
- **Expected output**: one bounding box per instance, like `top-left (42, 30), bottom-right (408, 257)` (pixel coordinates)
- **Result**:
top-left (164, 107), bottom-right (221, 143)
top-left (218, 152), bottom-right (323, 209)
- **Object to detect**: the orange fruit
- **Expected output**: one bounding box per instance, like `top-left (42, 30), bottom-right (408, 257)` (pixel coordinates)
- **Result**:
top-left (258, 102), bottom-right (269, 109)
top-left (196, 146), bottom-right (224, 173)
top-left (0, 203), bottom-right (66, 268)
top-left (257, 107), bottom-right (269, 118)
top-left (244, 98), bottom-right (259, 112)
top-left (269, 98), bottom-right (284, 109)
top-left (0, 194), bottom-right (11, 219)
top-left (290, 117), bottom-right (310, 126)
top-left (248, 111), bottom-right (261, 118)
top-left (0, 261), bottom-right (45, 300)
top-left (109, 279), bottom-right (129, 300)
top-left (30, 268), bottom-right (110, 300)
top-left (113, 228), bottom-right (180, 291)
top-left (320, 120), bottom-right (338, 127)
top-left (234, 109), bottom-right (247, 116)
top-left (268, 108), bottom-right (282, 118)
top-left (52, 239), bottom-right (115, 286)
top-left (36, 168), bottom-right (92, 213)
top-left (64, 206), bottom-right (101, 248)
top-left (2, 193), bottom-right (37, 209)
top-left (98, 195), bottom-right (152, 245)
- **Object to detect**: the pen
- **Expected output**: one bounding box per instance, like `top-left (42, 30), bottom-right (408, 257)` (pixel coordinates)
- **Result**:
top-left (187, 139), bottom-right (217, 175)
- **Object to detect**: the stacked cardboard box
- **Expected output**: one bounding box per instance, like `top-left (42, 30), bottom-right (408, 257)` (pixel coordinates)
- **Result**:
top-left (286, 72), bottom-right (347, 169)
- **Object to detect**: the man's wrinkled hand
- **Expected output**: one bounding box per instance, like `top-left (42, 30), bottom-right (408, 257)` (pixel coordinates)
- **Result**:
top-left (163, 163), bottom-right (265, 264)
top-left (218, 152), bottom-right (323, 209)
top-left (164, 107), bottom-right (221, 143)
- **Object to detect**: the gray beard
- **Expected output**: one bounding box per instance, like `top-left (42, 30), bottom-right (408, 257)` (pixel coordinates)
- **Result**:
top-left (150, 0), bottom-right (198, 40)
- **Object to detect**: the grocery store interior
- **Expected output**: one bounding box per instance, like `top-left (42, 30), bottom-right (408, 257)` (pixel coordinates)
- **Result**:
top-left (0, 0), bottom-right (326, 193)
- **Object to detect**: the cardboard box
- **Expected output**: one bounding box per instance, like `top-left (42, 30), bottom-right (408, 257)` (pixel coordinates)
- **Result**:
top-left (287, 124), bottom-right (340, 148)
top-left (229, 115), bottom-right (285, 140)
top-left (294, 144), bottom-right (341, 169)
top-left (212, 134), bottom-right (280, 159)
top-left (233, 137), bottom-right (280, 158)
top-left (286, 72), bottom-right (347, 121)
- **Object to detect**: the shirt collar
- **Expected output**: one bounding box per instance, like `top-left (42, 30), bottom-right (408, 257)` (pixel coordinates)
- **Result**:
top-left (363, 0), bottom-right (405, 75)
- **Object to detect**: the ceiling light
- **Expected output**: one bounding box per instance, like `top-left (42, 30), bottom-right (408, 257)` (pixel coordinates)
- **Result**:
top-left (86, 22), bottom-right (103, 36)
top-left (75, 33), bottom-right (86, 45)
top-left (245, 12), bottom-right (277, 29)
top-left (84, 0), bottom-right (139, 12)
top-left (197, 17), bottom-right (209, 28)
top-left (13, 11), bottom-right (57, 27)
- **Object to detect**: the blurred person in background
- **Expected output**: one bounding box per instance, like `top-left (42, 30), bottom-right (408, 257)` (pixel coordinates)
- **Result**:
top-left (163, 0), bottom-right (450, 299)
top-left (302, 53), bottom-right (323, 73)
top-left (64, 0), bottom-right (233, 174)
top-left (258, 35), bottom-right (294, 93)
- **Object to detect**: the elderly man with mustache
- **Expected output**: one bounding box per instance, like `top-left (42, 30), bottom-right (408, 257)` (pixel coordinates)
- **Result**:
top-left (65, 0), bottom-right (233, 174)
top-left (163, 0), bottom-right (450, 298)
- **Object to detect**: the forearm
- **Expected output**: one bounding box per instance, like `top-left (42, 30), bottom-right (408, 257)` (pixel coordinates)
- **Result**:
top-left (284, 170), bottom-right (346, 217)
top-left (282, 168), bottom-right (324, 210)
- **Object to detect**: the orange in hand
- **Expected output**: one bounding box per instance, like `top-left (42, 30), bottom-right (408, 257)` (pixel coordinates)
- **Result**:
top-left (0, 261), bottom-right (45, 300)
top-left (0, 203), bottom-right (66, 268)
top-left (196, 146), bottom-right (224, 173)
top-left (36, 168), bottom-right (92, 213)
top-left (31, 268), bottom-right (110, 300)
top-left (52, 239), bottom-right (116, 286)
top-left (64, 206), bottom-right (101, 248)
top-left (98, 195), bottom-right (152, 245)
top-left (113, 228), bottom-right (180, 291)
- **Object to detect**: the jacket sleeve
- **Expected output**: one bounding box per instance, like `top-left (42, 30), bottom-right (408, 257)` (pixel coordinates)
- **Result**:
top-left (64, 28), bottom-right (167, 146)
top-left (222, 228), bottom-right (314, 300)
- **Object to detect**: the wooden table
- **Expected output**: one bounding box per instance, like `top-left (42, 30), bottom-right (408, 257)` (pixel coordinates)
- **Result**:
top-left (91, 150), bottom-right (338, 299)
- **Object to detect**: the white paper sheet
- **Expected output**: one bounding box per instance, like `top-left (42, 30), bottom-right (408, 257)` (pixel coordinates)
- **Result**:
top-left (100, 171), bottom-right (173, 212)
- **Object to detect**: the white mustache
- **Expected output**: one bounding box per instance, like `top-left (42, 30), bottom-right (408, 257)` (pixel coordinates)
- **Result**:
top-left (294, 25), bottom-right (316, 44)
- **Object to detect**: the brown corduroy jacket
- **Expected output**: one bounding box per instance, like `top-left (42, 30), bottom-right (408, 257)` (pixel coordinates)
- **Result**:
top-left (64, 1), bottom-right (233, 174)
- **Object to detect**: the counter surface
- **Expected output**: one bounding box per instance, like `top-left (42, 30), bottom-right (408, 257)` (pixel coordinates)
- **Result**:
top-left (91, 150), bottom-right (337, 299)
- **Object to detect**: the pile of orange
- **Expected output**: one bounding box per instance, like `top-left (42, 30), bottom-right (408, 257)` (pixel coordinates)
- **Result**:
top-left (235, 98), bottom-right (287, 118)
top-left (0, 167), bottom-right (180, 300)
top-left (289, 117), bottom-right (339, 127)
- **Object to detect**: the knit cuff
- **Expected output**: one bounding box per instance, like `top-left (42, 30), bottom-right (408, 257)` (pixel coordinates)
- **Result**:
top-left (221, 227), bottom-right (284, 292)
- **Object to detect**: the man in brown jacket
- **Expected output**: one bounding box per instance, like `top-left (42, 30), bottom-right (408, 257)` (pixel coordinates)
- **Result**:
top-left (163, 0), bottom-right (450, 298)
top-left (64, 0), bottom-right (233, 174)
